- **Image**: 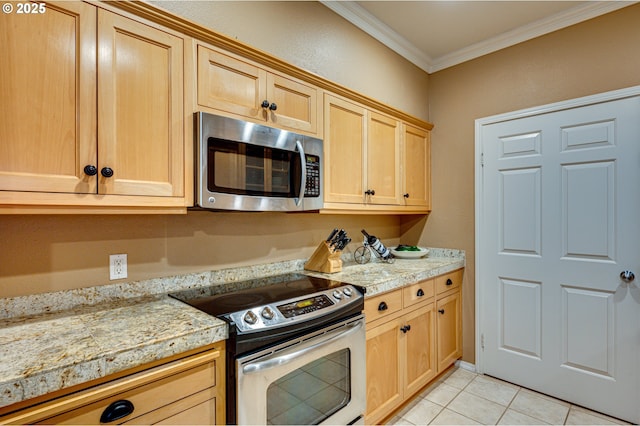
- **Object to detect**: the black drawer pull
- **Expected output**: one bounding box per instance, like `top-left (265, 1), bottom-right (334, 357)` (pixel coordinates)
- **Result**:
top-left (416, 289), bottom-right (424, 297)
top-left (446, 278), bottom-right (453, 286)
top-left (400, 325), bottom-right (411, 333)
top-left (100, 399), bottom-right (134, 423)
top-left (378, 301), bottom-right (388, 311)
top-left (438, 309), bottom-right (445, 314)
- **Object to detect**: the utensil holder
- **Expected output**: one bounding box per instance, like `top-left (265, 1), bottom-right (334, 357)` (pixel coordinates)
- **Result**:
top-left (304, 241), bottom-right (342, 273)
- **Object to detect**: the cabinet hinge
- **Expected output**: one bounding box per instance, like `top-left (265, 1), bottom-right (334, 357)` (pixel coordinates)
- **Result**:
top-left (481, 333), bottom-right (485, 350)
top-left (480, 152), bottom-right (484, 167)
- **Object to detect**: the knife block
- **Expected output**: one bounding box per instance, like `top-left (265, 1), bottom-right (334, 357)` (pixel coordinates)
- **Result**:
top-left (304, 241), bottom-right (342, 273)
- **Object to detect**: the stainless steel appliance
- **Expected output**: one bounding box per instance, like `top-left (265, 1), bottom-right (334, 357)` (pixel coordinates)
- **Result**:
top-left (169, 273), bottom-right (365, 425)
top-left (196, 112), bottom-right (323, 211)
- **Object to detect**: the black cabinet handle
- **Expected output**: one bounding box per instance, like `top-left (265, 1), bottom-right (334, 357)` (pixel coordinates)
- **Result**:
top-left (378, 301), bottom-right (388, 311)
top-left (365, 189), bottom-right (376, 196)
top-left (261, 100), bottom-right (270, 108)
top-left (269, 102), bottom-right (277, 111)
top-left (400, 325), bottom-right (411, 333)
top-left (101, 167), bottom-right (114, 178)
top-left (416, 289), bottom-right (424, 297)
top-left (446, 278), bottom-right (453, 286)
top-left (84, 165), bottom-right (98, 176)
top-left (100, 399), bottom-right (134, 423)
top-left (403, 193), bottom-right (410, 198)
top-left (438, 309), bottom-right (445, 314)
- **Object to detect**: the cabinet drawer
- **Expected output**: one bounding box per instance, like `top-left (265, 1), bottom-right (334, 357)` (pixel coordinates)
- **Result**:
top-left (403, 279), bottom-right (434, 308)
top-left (43, 355), bottom-right (217, 424)
top-left (364, 289), bottom-right (402, 323)
top-left (435, 269), bottom-right (463, 295)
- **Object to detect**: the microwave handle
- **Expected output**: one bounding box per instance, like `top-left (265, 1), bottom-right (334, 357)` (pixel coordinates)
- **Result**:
top-left (295, 140), bottom-right (306, 207)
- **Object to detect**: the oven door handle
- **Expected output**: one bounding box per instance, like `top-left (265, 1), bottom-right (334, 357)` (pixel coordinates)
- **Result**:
top-left (295, 140), bottom-right (306, 207)
top-left (242, 319), bottom-right (363, 375)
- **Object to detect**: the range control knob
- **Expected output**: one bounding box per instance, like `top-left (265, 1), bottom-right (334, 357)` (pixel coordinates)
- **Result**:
top-left (243, 311), bottom-right (258, 325)
top-left (343, 287), bottom-right (353, 297)
top-left (261, 307), bottom-right (275, 320)
top-left (332, 290), bottom-right (343, 300)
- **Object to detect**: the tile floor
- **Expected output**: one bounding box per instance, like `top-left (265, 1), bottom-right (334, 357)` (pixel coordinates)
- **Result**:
top-left (387, 367), bottom-right (630, 425)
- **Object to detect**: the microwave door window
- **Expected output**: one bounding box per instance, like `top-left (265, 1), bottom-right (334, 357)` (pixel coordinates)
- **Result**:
top-left (208, 138), bottom-right (302, 197)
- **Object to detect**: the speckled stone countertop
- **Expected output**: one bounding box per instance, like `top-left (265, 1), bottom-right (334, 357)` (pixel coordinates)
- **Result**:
top-left (0, 248), bottom-right (463, 411)
top-left (306, 247), bottom-right (465, 296)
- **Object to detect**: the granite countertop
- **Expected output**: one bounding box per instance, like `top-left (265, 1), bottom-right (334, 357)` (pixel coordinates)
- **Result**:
top-left (306, 248), bottom-right (465, 296)
top-left (0, 248), bottom-right (464, 412)
top-left (0, 296), bottom-right (227, 410)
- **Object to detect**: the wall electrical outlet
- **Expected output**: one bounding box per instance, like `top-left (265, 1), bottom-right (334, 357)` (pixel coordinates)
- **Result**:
top-left (109, 254), bottom-right (128, 280)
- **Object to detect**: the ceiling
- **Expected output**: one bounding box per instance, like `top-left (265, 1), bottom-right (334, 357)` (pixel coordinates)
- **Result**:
top-left (320, 1), bottom-right (635, 73)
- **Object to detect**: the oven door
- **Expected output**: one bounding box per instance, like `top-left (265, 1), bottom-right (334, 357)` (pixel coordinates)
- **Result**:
top-left (236, 315), bottom-right (366, 425)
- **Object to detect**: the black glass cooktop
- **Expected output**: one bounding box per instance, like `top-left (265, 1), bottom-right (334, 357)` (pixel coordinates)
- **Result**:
top-left (169, 273), bottom-right (350, 318)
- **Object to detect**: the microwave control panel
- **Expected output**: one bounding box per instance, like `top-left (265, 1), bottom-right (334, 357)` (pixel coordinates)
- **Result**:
top-left (304, 154), bottom-right (321, 197)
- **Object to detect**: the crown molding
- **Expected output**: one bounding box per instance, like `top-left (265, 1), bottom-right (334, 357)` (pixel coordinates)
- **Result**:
top-left (430, 1), bottom-right (635, 72)
top-left (320, 1), bottom-right (637, 74)
top-left (320, 0), bottom-right (432, 71)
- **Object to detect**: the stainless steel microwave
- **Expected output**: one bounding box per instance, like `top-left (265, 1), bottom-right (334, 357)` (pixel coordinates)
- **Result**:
top-left (196, 112), bottom-right (323, 211)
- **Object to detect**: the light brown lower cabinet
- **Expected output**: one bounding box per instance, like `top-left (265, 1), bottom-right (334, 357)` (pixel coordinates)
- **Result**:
top-left (0, 344), bottom-right (225, 425)
top-left (365, 269), bottom-right (463, 425)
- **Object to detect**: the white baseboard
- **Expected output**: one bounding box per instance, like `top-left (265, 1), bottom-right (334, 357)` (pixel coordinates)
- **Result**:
top-left (455, 360), bottom-right (477, 373)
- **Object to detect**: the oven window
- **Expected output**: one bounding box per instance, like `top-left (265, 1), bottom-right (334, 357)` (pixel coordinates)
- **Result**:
top-left (266, 349), bottom-right (351, 425)
top-left (208, 138), bottom-right (302, 197)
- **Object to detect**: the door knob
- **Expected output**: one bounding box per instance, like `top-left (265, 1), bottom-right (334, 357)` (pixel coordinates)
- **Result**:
top-left (620, 270), bottom-right (635, 283)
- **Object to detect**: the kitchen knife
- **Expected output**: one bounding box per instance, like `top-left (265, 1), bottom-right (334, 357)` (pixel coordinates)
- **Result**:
top-left (336, 237), bottom-right (351, 251)
top-left (330, 229), bottom-right (346, 249)
top-left (326, 228), bottom-right (339, 242)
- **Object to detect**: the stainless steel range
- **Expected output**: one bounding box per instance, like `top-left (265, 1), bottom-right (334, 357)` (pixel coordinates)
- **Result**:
top-left (169, 273), bottom-right (365, 425)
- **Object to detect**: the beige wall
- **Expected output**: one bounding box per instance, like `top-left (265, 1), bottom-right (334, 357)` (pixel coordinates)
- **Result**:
top-left (422, 3), bottom-right (640, 363)
top-left (149, 0), bottom-right (430, 121)
top-left (0, 213), bottom-right (400, 298)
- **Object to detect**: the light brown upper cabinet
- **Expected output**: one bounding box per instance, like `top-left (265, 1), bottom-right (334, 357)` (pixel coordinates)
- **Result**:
top-left (324, 94), bottom-right (428, 213)
top-left (323, 95), bottom-right (366, 205)
top-left (401, 124), bottom-right (431, 209)
top-left (0, 2), bottom-right (187, 213)
top-left (197, 45), bottom-right (321, 136)
top-left (367, 112), bottom-right (402, 205)
top-left (97, 9), bottom-right (184, 199)
top-left (0, 2), bottom-right (97, 195)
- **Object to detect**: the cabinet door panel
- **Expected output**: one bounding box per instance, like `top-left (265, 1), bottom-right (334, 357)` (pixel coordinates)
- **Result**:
top-left (98, 10), bottom-right (184, 197)
top-left (403, 304), bottom-right (437, 396)
top-left (267, 74), bottom-right (317, 134)
top-left (365, 318), bottom-right (403, 424)
top-left (324, 96), bottom-right (365, 204)
top-left (437, 291), bottom-right (462, 372)
top-left (367, 112), bottom-right (401, 205)
top-left (403, 124), bottom-right (431, 207)
top-left (197, 46), bottom-right (266, 120)
top-left (0, 1), bottom-right (97, 193)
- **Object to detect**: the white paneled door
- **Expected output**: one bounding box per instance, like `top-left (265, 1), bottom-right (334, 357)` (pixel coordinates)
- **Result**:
top-left (477, 90), bottom-right (640, 423)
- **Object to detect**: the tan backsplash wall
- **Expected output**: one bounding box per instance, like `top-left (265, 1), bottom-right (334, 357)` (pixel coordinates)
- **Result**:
top-left (0, 213), bottom-right (400, 298)
top-left (420, 3), bottom-right (640, 363)
top-left (149, 0), bottom-right (430, 121)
